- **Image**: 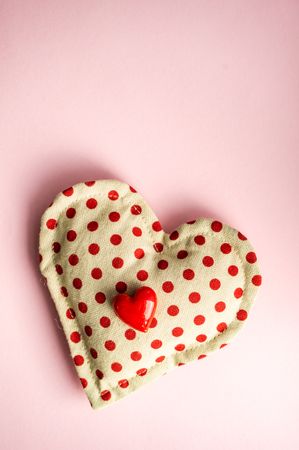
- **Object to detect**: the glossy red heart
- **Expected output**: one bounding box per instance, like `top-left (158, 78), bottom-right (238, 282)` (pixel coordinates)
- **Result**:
top-left (113, 286), bottom-right (157, 332)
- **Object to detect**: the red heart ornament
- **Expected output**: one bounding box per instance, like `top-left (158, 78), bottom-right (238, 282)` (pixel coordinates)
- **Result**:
top-left (114, 286), bottom-right (157, 332)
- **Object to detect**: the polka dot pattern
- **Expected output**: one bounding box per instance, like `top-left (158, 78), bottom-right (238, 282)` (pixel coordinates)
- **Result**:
top-left (39, 179), bottom-right (261, 410)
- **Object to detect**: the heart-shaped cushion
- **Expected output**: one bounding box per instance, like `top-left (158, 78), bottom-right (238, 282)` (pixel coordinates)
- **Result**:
top-left (39, 179), bottom-right (262, 409)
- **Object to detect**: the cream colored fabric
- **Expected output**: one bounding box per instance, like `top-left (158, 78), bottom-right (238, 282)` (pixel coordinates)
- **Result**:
top-left (39, 179), bottom-right (261, 409)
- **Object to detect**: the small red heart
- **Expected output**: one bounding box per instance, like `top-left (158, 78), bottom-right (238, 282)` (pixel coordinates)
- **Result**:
top-left (113, 286), bottom-right (157, 332)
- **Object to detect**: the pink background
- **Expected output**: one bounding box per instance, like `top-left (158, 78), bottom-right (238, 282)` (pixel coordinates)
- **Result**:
top-left (1, 1), bottom-right (298, 449)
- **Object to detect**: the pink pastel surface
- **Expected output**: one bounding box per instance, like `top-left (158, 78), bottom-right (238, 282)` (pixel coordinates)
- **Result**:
top-left (0, 1), bottom-right (298, 449)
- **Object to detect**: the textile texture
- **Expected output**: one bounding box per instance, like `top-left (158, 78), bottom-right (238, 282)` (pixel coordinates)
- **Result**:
top-left (39, 179), bottom-right (261, 409)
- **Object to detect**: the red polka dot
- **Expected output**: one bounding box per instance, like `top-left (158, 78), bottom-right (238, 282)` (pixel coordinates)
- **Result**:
top-left (167, 305), bottom-right (179, 316)
top-left (60, 285), bottom-right (68, 298)
top-left (151, 339), bottom-right (162, 349)
top-left (78, 302), bottom-right (88, 313)
top-left (63, 187), bottom-right (73, 197)
top-left (125, 328), bottom-right (136, 340)
top-left (211, 221), bottom-right (223, 232)
top-left (198, 354), bottom-right (207, 359)
top-left (238, 231), bottom-right (247, 240)
top-left (246, 252), bottom-right (257, 264)
top-left (101, 390), bottom-right (111, 401)
top-left (96, 370), bottom-right (104, 380)
top-left (100, 316), bottom-right (111, 328)
top-left (66, 308), bottom-right (75, 319)
top-left (228, 265), bottom-right (239, 276)
top-left (202, 256), bottom-right (214, 267)
top-left (136, 368), bottom-right (147, 376)
top-left (210, 278), bottom-right (221, 290)
top-left (152, 221), bottom-right (162, 232)
top-left (91, 267), bottom-right (103, 280)
top-left (68, 254), bottom-right (79, 265)
top-left (196, 334), bottom-right (207, 342)
top-left (85, 180), bottom-right (95, 186)
top-left (108, 190), bottom-right (119, 200)
top-left (80, 378), bottom-right (88, 388)
top-left (153, 242), bottom-right (164, 252)
top-left (221, 243), bottom-right (232, 254)
top-left (134, 248), bottom-right (144, 259)
top-left (252, 275), bottom-right (262, 286)
top-left (61, 286), bottom-right (68, 297)
top-left (177, 250), bottom-right (188, 259)
top-left (169, 230), bottom-right (179, 240)
top-left (132, 227), bottom-right (142, 236)
top-left (105, 340), bottom-right (116, 351)
top-left (88, 243), bottom-right (100, 255)
top-left (234, 287), bottom-right (243, 299)
top-left (112, 257), bottom-right (124, 269)
top-left (74, 355), bottom-right (84, 366)
top-left (66, 207), bottom-right (76, 218)
top-left (137, 270), bottom-right (148, 281)
top-left (90, 348), bottom-right (98, 359)
top-left (115, 281), bottom-right (127, 293)
top-left (194, 315), bottom-right (205, 325)
top-left (217, 322), bottom-right (227, 332)
top-left (149, 317), bottom-right (158, 328)
top-left (156, 355), bottom-right (165, 363)
top-left (131, 204), bottom-right (142, 215)
top-left (67, 230), bottom-right (77, 241)
top-left (73, 278), bottom-right (82, 289)
top-left (86, 198), bottom-right (97, 209)
top-left (131, 351), bottom-right (142, 361)
top-left (70, 331), bottom-right (81, 343)
top-left (237, 309), bottom-right (248, 321)
top-left (110, 234), bottom-right (122, 245)
top-left (109, 211), bottom-right (120, 222)
top-left (194, 235), bottom-right (205, 245)
top-left (111, 362), bottom-right (122, 372)
top-left (69, 305), bottom-right (83, 326)
top-left (95, 292), bottom-right (106, 304)
top-left (129, 185), bottom-right (137, 193)
top-left (118, 379), bottom-right (129, 388)
top-left (87, 221), bottom-right (98, 231)
top-left (183, 269), bottom-right (194, 280)
top-left (55, 264), bottom-right (63, 275)
top-left (189, 292), bottom-right (201, 303)
top-left (53, 242), bottom-right (61, 253)
top-left (220, 343), bottom-right (227, 349)
top-left (46, 219), bottom-right (57, 230)
top-left (162, 281), bottom-right (174, 293)
top-left (85, 325), bottom-right (92, 336)
top-left (91, 268), bottom-right (102, 279)
top-left (175, 344), bottom-right (185, 351)
top-left (172, 327), bottom-right (184, 337)
top-left (158, 260), bottom-right (168, 270)
top-left (215, 301), bottom-right (226, 312)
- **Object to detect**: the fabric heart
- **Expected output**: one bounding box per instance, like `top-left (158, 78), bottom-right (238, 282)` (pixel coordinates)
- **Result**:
top-left (114, 286), bottom-right (157, 332)
top-left (39, 179), bottom-right (262, 410)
